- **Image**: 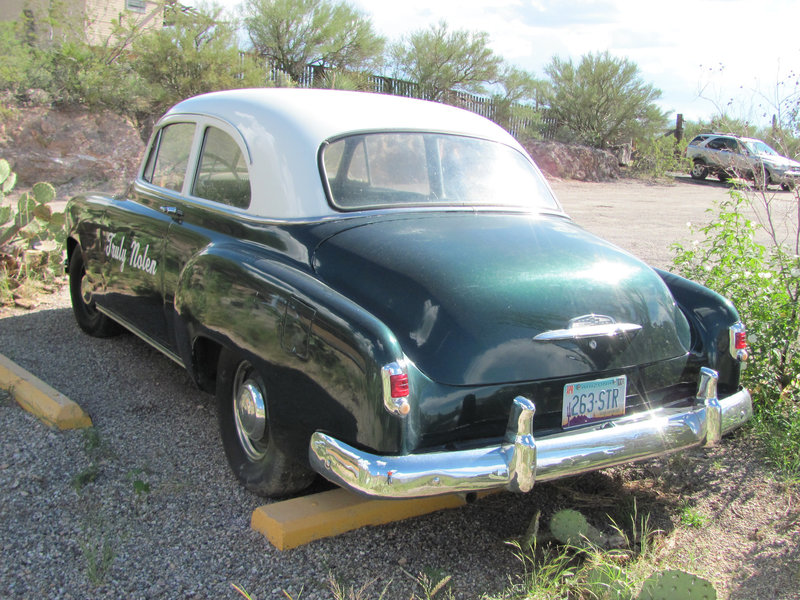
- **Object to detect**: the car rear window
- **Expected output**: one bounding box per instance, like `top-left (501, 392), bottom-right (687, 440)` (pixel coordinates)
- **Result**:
top-left (322, 132), bottom-right (559, 211)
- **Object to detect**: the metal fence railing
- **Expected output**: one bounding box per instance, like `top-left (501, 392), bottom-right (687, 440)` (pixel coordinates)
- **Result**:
top-left (255, 58), bottom-right (557, 140)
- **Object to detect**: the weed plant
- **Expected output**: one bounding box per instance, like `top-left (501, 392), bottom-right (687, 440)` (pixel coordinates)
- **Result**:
top-left (672, 185), bottom-right (800, 480)
top-left (678, 505), bottom-right (708, 529)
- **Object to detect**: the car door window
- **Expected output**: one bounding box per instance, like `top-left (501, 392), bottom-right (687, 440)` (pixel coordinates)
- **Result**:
top-left (707, 138), bottom-right (728, 151)
top-left (192, 126), bottom-right (251, 209)
top-left (724, 139), bottom-right (740, 153)
top-left (148, 123), bottom-right (196, 192)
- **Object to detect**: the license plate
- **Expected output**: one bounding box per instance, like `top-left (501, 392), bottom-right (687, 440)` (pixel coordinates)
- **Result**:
top-left (562, 375), bottom-right (627, 428)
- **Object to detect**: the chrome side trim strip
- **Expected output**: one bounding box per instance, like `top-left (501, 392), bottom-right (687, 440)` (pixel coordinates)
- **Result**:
top-left (533, 322), bottom-right (642, 342)
top-left (308, 387), bottom-right (752, 499)
top-left (96, 305), bottom-right (184, 367)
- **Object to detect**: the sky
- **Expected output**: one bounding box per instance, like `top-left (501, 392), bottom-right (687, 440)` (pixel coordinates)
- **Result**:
top-left (191, 0), bottom-right (800, 126)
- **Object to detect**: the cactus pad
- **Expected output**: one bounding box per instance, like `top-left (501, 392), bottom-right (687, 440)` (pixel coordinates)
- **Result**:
top-left (549, 508), bottom-right (603, 546)
top-left (637, 569), bottom-right (717, 600)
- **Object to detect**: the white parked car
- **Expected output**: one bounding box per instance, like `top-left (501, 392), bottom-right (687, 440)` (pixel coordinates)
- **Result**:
top-left (687, 133), bottom-right (800, 190)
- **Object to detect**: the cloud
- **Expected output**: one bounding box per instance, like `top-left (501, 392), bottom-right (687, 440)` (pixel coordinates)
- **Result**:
top-left (514, 1), bottom-right (621, 28)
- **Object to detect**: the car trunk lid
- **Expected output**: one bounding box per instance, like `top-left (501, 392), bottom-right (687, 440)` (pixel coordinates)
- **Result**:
top-left (312, 212), bottom-right (690, 386)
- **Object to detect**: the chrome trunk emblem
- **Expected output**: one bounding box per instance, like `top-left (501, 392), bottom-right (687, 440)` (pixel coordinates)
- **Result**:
top-left (533, 314), bottom-right (641, 342)
top-left (568, 314), bottom-right (616, 328)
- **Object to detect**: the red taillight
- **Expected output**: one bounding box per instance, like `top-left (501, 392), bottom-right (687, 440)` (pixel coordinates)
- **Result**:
top-left (382, 362), bottom-right (411, 416)
top-left (729, 322), bottom-right (748, 362)
top-left (734, 331), bottom-right (747, 350)
top-left (390, 373), bottom-right (409, 398)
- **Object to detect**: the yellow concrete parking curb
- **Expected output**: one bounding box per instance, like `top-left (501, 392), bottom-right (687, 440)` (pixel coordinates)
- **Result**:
top-left (252, 487), bottom-right (467, 550)
top-left (0, 353), bottom-right (92, 429)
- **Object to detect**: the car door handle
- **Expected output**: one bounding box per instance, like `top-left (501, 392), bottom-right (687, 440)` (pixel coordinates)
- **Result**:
top-left (159, 206), bottom-right (184, 218)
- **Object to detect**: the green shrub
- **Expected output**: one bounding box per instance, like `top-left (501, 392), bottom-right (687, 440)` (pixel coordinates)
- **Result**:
top-left (630, 136), bottom-right (689, 179)
top-left (131, 4), bottom-right (267, 119)
top-left (0, 19), bottom-right (59, 97)
top-left (44, 39), bottom-right (143, 113)
top-left (672, 187), bottom-right (800, 477)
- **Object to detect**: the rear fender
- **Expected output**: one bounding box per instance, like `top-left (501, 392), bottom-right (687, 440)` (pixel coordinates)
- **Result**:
top-left (656, 269), bottom-right (743, 392)
top-left (173, 246), bottom-right (408, 456)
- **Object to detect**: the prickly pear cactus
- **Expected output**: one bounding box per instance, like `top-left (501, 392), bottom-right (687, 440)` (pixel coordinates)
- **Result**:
top-left (0, 179), bottom-right (59, 247)
top-left (637, 569), bottom-right (717, 600)
top-left (0, 158), bottom-right (63, 305)
top-left (0, 158), bottom-right (16, 227)
top-left (0, 159), bottom-right (15, 195)
top-left (549, 508), bottom-right (603, 547)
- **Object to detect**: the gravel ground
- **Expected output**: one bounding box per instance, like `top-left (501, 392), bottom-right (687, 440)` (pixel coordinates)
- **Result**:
top-left (1, 175), bottom-right (798, 599)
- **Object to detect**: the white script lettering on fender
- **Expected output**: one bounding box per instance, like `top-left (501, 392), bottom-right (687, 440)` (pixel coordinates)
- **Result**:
top-left (104, 232), bottom-right (158, 276)
top-left (104, 232), bottom-right (128, 270)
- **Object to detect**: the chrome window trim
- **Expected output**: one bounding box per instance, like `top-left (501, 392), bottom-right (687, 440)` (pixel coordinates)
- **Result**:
top-left (318, 130), bottom-right (561, 214)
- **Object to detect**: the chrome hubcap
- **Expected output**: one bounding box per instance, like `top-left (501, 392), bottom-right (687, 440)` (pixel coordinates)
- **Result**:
top-left (233, 362), bottom-right (268, 461)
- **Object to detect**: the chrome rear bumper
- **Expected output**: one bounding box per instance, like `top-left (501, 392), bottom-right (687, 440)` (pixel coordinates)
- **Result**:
top-left (308, 368), bottom-right (752, 498)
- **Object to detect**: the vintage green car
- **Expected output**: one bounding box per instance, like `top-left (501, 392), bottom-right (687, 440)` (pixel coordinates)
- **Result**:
top-left (65, 89), bottom-right (752, 498)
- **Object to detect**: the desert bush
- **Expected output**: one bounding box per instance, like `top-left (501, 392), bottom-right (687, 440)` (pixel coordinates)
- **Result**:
top-left (131, 4), bottom-right (267, 119)
top-left (542, 51), bottom-right (666, 149)
top-left (630, 136), bottom-right (690, 179)
top-left (0, 159), bottom-right (64, 306)
top-left (0, 21), bottom-right (51, 94)
top-left (672, 186), bottom-right (800, 477)
top-left (44, 39), bottom-right (144, 113)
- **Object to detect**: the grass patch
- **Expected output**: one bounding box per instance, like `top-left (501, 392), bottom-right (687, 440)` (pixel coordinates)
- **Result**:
top-left (753, 407), bottom-right (800, 480)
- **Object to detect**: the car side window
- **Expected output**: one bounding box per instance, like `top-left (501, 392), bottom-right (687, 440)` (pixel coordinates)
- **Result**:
top-left (147, 123), bottom-right (196, 192)
top-left (192, 127), bottom-right (251, 209)
top-left (724, 138), bottom-right (740, 153)
top-left (707, 138), bottom-right (727, 151)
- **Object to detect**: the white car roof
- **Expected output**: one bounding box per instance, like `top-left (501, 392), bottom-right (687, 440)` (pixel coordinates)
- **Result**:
top-left (157, 88), bottom-right (537, 220)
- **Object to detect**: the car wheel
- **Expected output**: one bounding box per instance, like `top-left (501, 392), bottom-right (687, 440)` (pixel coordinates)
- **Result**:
top-left (717, 171), bottom-right (731, 183)
top-left (68, 249), bottom-right (121, 337)
top-left (690, 159), bottom-right (708, 180)
top-left (216, 348), bottom-right (315, 497)
top-left (781, 182), bottom-right (795, 191)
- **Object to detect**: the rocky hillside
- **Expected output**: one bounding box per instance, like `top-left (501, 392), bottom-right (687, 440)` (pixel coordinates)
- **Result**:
top-left (0, 97), bottom-right (619, 200)
top-left (0, 96), bottom-right (144, 200)
top-left (522, 138), bottom-right (621, 181)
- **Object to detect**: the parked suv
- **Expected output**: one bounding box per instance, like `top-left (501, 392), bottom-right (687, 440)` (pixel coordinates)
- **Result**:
top-left (687, 133), bottom-right (800, 190)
